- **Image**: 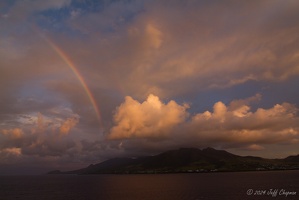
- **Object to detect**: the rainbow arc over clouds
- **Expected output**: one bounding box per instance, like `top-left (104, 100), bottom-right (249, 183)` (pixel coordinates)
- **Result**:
top-left (41, 35), bottom-right (103, 127)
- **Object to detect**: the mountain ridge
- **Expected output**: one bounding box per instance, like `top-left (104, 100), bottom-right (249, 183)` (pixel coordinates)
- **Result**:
top-left (48, 148), bottom-right (299, 174)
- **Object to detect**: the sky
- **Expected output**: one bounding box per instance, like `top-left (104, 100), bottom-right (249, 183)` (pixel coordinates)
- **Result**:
top-left (1, 0), bottom-right (299, 175)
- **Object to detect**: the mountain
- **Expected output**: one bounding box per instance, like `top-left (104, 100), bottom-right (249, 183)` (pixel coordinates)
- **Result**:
top-left (48, 148), bottom-right (299, 174)
top-left (284, 154), bottom-right (299, 162)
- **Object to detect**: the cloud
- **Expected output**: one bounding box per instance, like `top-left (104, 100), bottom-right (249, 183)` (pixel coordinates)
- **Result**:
top-left (108, 94), bottom-right (189, 139)
top-left (0, 0), bottom-right (299, 171)
top-left (0, 148), bottom-right (22, 164)
top-left (189, 101), bottom-right (299, 146)
top-left (30, 112), bottom-right (80, 137)
top-left (243, 144), bottom-right (265, 151)
top-left (1, 0), bottom-right (299, 98)
top-left (0, 112), bottom-right (80, 160)
top-left (59, 117), bottom-right (79, 136)
top-left (1, 0), bottom-right (299, 126)
top-left (1, 147), bottom-right (21, 156)
top-left (59, 0), bottom-right (299, 99)
top-left (0, 111), bottom-right (115, 173)
top-left (228, 93), bottom-right (261, 113)
top-left (7, 0), bottom-right (72, 20)
top-left (108, 94), bottom-right (299, 150)
top-left (144, 23), bottom-right (162, 49)
top-left (1, 128), bottom-right (23, 139)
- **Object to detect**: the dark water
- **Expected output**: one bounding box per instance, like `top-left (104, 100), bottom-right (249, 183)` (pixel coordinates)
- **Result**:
top-left (0, 170), bottom-right (298, 200)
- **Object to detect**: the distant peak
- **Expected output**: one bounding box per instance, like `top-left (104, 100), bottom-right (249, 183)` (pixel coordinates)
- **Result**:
top-left (178, 147), bottom-right (199, 151)
top-left (202, 147), bottom-right (216, 151)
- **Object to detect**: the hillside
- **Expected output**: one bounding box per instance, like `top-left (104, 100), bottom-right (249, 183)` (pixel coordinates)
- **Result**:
top-left (48, 148), bottom-right (299, 174)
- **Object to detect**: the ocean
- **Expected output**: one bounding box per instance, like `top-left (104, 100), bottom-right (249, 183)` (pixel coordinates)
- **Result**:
top-left (0, 170), bottom-right (298, 200)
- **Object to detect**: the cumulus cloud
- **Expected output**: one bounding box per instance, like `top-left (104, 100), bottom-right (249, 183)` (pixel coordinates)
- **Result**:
top-left (108, 94), bottom-right (299, 150)
top-left (228, 93), bottom-right (262, 112)
top-left (108, 94), bottom-right (189, 139)
top-left (189, 101), bottom-right (299, 146)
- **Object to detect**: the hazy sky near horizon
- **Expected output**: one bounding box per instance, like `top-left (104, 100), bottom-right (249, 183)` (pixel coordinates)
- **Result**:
top-left (1, 0), bottom-right (299, 174)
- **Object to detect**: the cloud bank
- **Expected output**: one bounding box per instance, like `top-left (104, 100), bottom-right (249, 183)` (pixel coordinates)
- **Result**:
top-left (108, 94), bottom-right (299, 150)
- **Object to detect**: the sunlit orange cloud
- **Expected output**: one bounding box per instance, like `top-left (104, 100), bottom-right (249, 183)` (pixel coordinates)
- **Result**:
top-left (108, 94), bottom-right (299, 149)
top-left (108, 94), bottom-right (189, 139)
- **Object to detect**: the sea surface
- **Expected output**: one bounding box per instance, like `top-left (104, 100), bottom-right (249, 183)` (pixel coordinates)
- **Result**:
top-left (0, 170), bottom-right (298, 200)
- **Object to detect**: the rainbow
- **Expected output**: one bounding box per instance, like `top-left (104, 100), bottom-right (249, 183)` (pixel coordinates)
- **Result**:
top-left (39, 34), bottom-right (103, 128)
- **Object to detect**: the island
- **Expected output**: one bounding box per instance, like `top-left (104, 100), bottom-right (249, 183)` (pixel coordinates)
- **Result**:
top-left (48, 147), bottom-right (299, 174)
